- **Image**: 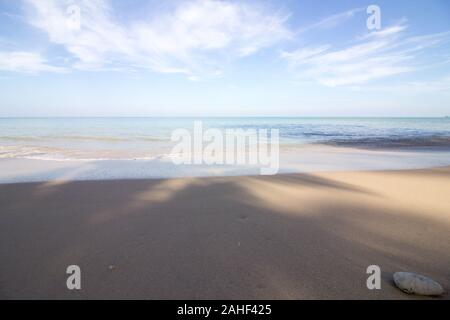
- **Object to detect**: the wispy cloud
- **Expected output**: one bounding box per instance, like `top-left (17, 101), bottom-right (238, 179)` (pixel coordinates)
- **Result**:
top-left (5, 1), bottom-right (450, 87)
top-left (24, 0), bottom-right (291, 77)
top-left (349, 75), bottom-right (450, 93)
top-left (281, 20), bottom-right (450, 87)
top-left (0, 51), bottom-right (66, 73)
top-left (296, 8), bottom-right (364, 33)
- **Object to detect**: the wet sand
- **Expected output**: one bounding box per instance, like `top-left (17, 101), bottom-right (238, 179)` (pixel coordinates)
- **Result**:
top-left (0, 167), bottom-right (449, 299)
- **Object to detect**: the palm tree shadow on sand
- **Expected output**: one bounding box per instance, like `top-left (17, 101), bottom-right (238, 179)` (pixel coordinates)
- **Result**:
top-left (0, 168), bottom-right (449, 299)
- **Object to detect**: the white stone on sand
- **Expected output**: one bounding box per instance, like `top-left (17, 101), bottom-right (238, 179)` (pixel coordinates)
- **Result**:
top-left (393, 272), bottom-right (444, 296)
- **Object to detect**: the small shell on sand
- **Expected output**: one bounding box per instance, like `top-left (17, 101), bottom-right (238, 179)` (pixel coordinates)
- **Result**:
top-left (393, 272), bottom-right (444, 296)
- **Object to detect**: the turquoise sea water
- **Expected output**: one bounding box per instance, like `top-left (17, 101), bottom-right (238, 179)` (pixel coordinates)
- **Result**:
top-left (1, 117), bottom-right (449, 161)
top-left (0, 117), bottom-right (450, 182)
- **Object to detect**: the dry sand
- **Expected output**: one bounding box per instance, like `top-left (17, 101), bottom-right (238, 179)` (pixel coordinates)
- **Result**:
top-left (0, 167), bottom-right (449, 299)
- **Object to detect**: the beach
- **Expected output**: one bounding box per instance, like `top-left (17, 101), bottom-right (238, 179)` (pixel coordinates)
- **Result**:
top-left (2, 0), bottom-right (450, 305)
top-left (1, 166), bottom-right (449, 299)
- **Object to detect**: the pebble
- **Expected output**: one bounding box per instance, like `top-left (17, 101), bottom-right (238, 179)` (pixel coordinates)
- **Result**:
top-left (393, 272), bottom-right (444, 296)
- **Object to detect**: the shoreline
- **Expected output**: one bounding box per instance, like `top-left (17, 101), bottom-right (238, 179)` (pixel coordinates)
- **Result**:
top-left (1, 166), bottom-right (449, 299)
top-left (1, 144), bottom-right (450, 184)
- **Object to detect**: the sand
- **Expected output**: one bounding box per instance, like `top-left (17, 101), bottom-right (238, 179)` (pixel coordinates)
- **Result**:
top-left (0, 167), bottom-right (449, 299)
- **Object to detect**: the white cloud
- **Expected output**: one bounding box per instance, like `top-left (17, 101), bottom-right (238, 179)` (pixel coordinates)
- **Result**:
top-left (296, 8), bottom-right (364, 33)
top-left (24, 0), bottom-right (291, 77)
top-left (13, 1), bottom-right (450, 85)
top-left (280, 45), bottom-right (330, 63)
top-left (0, 51), bottom-right (66, 73)
top-left (350, 76), bottom-right (450, 93)
top-left (282, 20), bottom-right (450, 87)
top-left (356, 17), bottom-right (408, 39)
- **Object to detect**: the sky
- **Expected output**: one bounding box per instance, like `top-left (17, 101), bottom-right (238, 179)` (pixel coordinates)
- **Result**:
top-left (0, 0), bottom-right (450, 117)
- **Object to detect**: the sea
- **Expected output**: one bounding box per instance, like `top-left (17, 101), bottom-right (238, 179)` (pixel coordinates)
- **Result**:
top-left (0, 117), bottom-right (449, 182)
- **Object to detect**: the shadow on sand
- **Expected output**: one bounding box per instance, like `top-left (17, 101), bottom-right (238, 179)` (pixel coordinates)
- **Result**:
top-left (0, 168), bottom-right (449, 299)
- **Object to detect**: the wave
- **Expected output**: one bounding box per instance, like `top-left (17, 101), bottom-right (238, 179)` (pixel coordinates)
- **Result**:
top-left (0, 145), bottom-right (161, 161)
top-left (319, 135), bottom-right (450, 148)
top-left (0, 136), bottom-right (45, 142)
top-left (2, 133), bottom-right (450, 162)
top-left (0, 135), bottom-right (168, 143)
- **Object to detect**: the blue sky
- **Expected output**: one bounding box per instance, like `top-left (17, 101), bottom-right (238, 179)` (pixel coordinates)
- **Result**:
top-left (0, 0), bottom-right (450, 116)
